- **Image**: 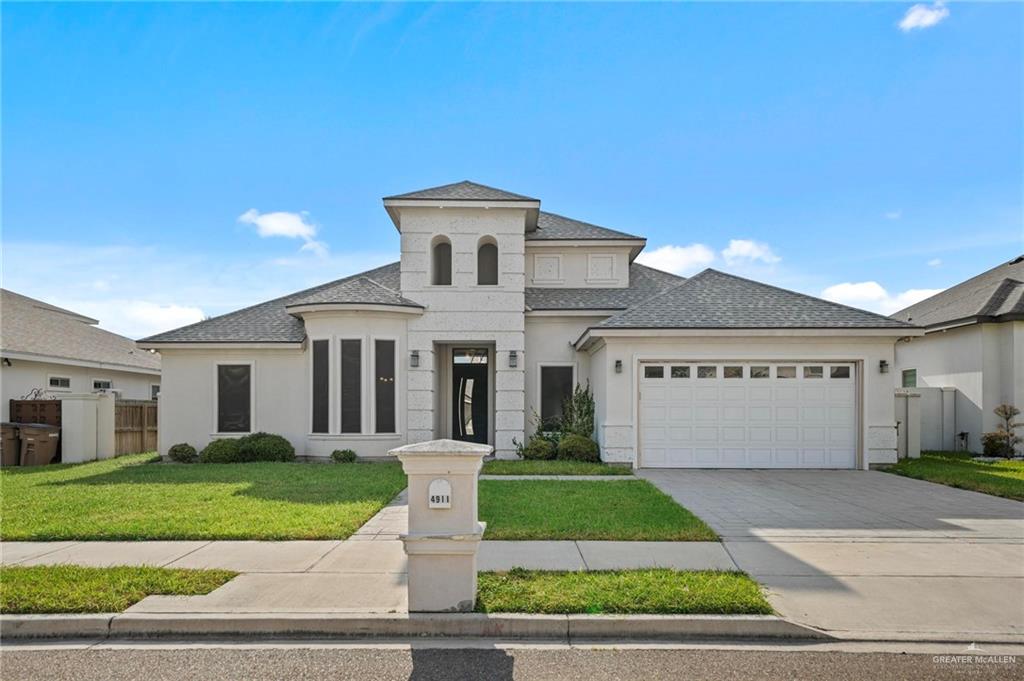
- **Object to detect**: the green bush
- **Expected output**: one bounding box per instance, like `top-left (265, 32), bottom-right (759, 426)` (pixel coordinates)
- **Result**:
top-left (556, 434), bottom-right (600, 462)
top-left (522, 437), bottom-right (556, 461)
top-left (167, 443), bottom-right (198, 464)
top-left (560, 382), bottom-right (596, 438)
top-left (331, 449), bottom-right (357, 464)
top-left (982, 432), bottom-right (1012, 458)
top-left (236, 432), bottom-right (296, 462)
top-left (199, 438), bottom-right (241, 463)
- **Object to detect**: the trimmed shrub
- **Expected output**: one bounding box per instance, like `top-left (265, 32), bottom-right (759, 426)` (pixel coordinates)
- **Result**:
top-left (332, 449), bottom-right (357, 464)
top-left (167, 443), bottom-right (198, 464)
top-left (982, 432), bottom-right (1012, 458)
top-left (522, 437), bottom-right (556, 461)
top-left (236, 432), bottom-right (296, 462)
top-left (556, 434), bottom-right (600, 462)
top-left (199, 438), bottom-right (242, 463)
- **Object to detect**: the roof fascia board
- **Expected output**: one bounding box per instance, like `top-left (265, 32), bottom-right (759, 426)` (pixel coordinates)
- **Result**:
top-left (525, 239), bottom-right (646, 248)
top-left (384, 201), bottom-right (539, 231)
top-left (574, 326), bottom-right (924, 350)
top-left (922, 313), bottom-right (1024, 333)
top-left (286, 303), bottom-right (424, 316)
top-left (526, 309), bottom-right (621, 317)
top-left (137, 342), bottom-right (304, 351)
top-left (0, 350), bottom-right (161, 375)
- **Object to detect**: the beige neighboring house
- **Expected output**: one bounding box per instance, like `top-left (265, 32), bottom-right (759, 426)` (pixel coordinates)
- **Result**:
top-left (891, 255), bottom-right (1024, 453)
top-left (140, 181), bottom-right (921, 469)
top-left (0, 289), bottom-right (161, 421)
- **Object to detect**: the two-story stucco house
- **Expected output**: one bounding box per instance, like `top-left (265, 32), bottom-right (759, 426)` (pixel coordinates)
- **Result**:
top-left (139, 181), bottom-right (920, 468)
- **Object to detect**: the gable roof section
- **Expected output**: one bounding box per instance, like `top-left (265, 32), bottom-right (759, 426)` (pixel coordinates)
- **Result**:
top-left (526, 211), bottom-right (644, 241)
top-left (139, 262), bottom-right (404, 344)
top-left (526, 264), bottom-right (682, 311)
top-left (0, 289), bottom-right (161, 371)
top-left (384, 181), bottom-right (538, 202)
top-left (890, 255), bottom-right (1024, 328)
top-left (595, 269), bottom-right (918, 330)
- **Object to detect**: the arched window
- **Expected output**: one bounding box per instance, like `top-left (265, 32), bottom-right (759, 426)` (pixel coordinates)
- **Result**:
top-left (432, 238), bottom-right (452, 286)
top-left (477, 239), bottom-right (498, 286)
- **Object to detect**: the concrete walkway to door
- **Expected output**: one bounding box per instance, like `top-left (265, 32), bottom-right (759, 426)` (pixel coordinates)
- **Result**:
top-left (638, 469), bottom-right (1024, 641)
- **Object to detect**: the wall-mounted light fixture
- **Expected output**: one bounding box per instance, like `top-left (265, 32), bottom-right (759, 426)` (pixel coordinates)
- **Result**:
top-left (615, 360), bottom-right (623, 374)
top-left (509, 351), bottom-right (518, 368)
top-left (1, 358), bottom-right (11, 367)
top-left (879, 360), bottom-right (889, 374)
top-left (410, 350), bottom-right (420, 368)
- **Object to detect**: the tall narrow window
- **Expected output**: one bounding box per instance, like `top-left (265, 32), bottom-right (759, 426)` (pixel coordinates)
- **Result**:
top-left (477, 240), bottom-right (498, 285)
top-left (540, 366), bottom-right (574, 430)
top-left (312, 340), bottom-right (329, 433)
top-left (375, 340), bottom-right (396, 433)
top-left (432, 239), bottom-right (452, 285)
top-left (217, 364), bottom-right (251, 433)
top-left (341, 339), bottom-right (361, 433)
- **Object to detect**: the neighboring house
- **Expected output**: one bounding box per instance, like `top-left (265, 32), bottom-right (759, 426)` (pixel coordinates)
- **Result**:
top-left (0, 289), bottom-right (162, 421)
top-left (891, 255), bottom-right (1024, 453)
top-left (140, 181), bottom-right (919, 469)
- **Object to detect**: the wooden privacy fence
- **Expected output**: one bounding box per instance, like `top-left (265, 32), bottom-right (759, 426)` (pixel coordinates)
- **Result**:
top-left (115, 400), bottom-right (158, 455)
top-left (8, 399), bottom-right (61, 427)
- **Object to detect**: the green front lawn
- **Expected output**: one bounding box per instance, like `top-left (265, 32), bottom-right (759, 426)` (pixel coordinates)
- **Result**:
top-left (481, 460), bottom-right (633, 476)
top-left (0, 565), bottom-right (236, 614)
top-left (885, 451), bottom-right (1024, 501)
top-left (0, 453), bottom-right (407, 540)
top-left (478, 480), bottom-right (716, 541)
top-left (476, 569), bottom-right (770, 615)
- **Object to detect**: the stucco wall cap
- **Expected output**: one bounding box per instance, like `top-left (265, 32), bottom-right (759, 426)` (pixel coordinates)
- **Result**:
top-left (389, 439), bottom-right (494, 456)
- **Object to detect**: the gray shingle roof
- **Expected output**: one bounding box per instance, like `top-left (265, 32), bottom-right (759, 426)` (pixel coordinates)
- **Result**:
top-left (288, 276), bottom-right (423, 309)
top-left (385, 181), bottom-right (538, 202)
top-left (526, 211), bottom-right (643, 241)
top-left (139, 262), bottom-right (404, 344)
top-left (595, 269), bottom-right (917, 330)
top-left (526, 264), bottom-right (682, 310)
top-left (890, 255), bottom-right (1024, 328)
top-left (1, 289), bottom-right (161, 371)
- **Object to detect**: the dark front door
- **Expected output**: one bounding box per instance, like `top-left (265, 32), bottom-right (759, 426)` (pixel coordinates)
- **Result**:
top-left (452, 349), bottom-right (488, 444)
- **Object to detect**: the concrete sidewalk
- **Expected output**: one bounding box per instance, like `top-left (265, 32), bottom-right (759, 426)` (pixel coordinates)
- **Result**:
top-left (1, 490), bottom-right (736, 615)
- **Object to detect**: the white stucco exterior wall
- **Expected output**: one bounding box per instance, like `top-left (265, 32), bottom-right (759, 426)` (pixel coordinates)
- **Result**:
top-left (398, 206), bottom-right (527, 458)
top-left (524, 245), bottom-right (633, 288)
top-left (894, 321), bottom-right (1023, 452)
top-left (1, 359), bottom-right (159, 421)
top-left (585, 334), bottom-right (901, 468)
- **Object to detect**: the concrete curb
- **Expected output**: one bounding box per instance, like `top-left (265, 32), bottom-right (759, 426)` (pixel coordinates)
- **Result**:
top-left (1, 612), bottom-right (827, 641)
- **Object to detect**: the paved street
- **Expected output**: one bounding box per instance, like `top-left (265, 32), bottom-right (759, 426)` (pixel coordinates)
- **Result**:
top-left (3, 643), bottom-right (1021, 681)
top-left (639, 469), bottom-right (1024, 640)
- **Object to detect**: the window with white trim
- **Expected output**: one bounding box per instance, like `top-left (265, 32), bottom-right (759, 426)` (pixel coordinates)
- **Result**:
top-left (902, 369), bottom-right (917, 388)
top-left (92, 378), bottom-right (113, 391)
top-left (150, 384), bottom-right (161, 400)
top-left (540, 365), bottom-right (574, 428)
top-left (217, 364), bottom-right (251, 433)
top-left (374, 340), bottom-right (396, 433)
top-left (48, 375), bottom-right (71, 391)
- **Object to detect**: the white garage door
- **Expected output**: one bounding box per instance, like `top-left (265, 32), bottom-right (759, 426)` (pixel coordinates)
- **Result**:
top-left (639, 362), bottom-right (857, 469)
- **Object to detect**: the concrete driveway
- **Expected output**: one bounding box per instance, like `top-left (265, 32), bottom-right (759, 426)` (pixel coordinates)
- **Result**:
top-left (638, 469), bottom-right (1024, 641)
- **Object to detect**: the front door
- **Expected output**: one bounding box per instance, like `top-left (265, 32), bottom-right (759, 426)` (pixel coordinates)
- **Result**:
top-left (451, 348), bottom-right (489, 444)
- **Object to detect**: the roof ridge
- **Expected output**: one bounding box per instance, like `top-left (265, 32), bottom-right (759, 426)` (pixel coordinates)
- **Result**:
top-left (702, 268), bottom-right (915, 326)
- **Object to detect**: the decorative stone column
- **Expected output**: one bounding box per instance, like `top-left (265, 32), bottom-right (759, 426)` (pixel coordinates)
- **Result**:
top-left (389, 438), bottom-right (492, 612)
top-left (60, 394), bottom-right (98, 464)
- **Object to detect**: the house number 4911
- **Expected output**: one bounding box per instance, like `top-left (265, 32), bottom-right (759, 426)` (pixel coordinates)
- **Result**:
top-left (428, 478), bottom-right (452, 509)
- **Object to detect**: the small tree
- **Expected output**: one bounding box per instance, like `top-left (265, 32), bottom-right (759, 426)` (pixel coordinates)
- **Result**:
top-left (989, 404), bottom-right (1022, 458)
top-left (560, 382), bottom-right (595, 439)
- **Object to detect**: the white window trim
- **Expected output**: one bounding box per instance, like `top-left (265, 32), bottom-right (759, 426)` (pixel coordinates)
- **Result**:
top-left (47, 373), bottom-right (72, 392)
top-left (338, 336), bottom-right (366, 436)
top-left (212, 360), bottom-right (256, 437)
top-left (585, 253), bottom-right (617, 285)
top-left (370, 335), bottom-right (399, 435)
top-left (536, 362), bottom-right (577, 427)
top-left (92, 377), bottom-right (113, 391)
top-left (902, 368), bottom-right (917, 388)
top-left (532, 253), bottom-right (564, 285)
top-left (150, 383), bottom-right (161, 399)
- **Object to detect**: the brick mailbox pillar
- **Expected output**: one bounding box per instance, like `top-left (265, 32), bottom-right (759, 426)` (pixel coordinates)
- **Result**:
top-left (390, 438), bottom-right (492, 612)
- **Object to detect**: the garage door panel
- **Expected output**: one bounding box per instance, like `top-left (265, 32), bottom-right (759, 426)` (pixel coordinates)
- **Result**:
top-left (640, 362), bottom-right (856, 469)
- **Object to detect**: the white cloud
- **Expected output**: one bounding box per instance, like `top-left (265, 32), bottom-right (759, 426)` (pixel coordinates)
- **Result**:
top-left (885, 210), bottom-right (902, 220)
top-left (721, 239), bottom-right (781, 266)
top-left (238, 208), bottom-right (328, 257)
top-left (898, 1), bottom-right (949, 32)
top-left (928, 258), bottom-right (942, 267)
top-left (66, 300), bottom-right (206, 339)
top-left (636, 244), bottom-right (716, 276)
top-left (821, 281), bottom-right (944, 315)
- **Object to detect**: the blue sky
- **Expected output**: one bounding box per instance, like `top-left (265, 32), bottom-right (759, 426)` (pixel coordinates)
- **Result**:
top-left (3, 2), bottom-right (1021, 338)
